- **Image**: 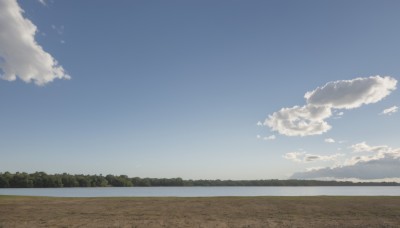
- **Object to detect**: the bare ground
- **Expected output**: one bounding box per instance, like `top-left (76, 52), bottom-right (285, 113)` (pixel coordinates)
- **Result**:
top-left (0, 196), bottom-right (399, 227)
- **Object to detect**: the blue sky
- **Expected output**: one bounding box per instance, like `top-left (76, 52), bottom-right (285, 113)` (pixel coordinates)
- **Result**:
top-left (0, 0), bottom-right (399, 181)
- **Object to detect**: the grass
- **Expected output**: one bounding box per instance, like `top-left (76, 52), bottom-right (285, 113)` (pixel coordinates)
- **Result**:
top-left (0, 196), bottom-right (399, 227)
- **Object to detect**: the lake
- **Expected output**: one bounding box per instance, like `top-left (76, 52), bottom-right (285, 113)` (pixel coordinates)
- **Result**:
top-left (0, 186), bottom-right (399, 197)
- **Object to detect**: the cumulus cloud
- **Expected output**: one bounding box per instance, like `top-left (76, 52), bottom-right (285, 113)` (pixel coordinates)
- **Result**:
top-left (284, 152), bottom-right (342, 163)
top-left (265, 105), bottom-right (332, 136)
top-left (325, 138), bottom-right (335, 143)
top-left (256, 121), bottom-right (263, 126)
top-left (291, 142), bottom-right (400, 180)
top-left (381, 106), bottom-right (398, 115)
top-left (0, 0), bottom-right (70, 85)
top-left (305, 76), bottom-right (397, 109)
top-left (265, 76), bottom-right (397, 136)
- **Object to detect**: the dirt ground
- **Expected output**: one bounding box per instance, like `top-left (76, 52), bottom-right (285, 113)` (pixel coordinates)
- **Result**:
top-left (0, 196), bottom-right (399, 227)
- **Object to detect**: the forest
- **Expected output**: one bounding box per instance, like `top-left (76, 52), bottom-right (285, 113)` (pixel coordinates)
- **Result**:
top-left (0, 172), bottom-right (398, 188)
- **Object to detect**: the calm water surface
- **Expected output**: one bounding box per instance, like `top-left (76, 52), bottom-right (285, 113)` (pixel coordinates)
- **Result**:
top-left (0, 186), bottom-right (399, 197)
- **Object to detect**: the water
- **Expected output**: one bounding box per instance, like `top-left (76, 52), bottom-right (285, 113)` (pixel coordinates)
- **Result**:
top-left (0, 186), bottom-right (399, 197)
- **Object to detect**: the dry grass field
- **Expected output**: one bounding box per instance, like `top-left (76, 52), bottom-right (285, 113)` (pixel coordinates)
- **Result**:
top-left (0, 196), bottom-right (399, 227)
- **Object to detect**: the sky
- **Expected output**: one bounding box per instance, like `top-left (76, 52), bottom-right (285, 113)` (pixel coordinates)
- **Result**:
top-left (1, 0), bottom-right (399, 181)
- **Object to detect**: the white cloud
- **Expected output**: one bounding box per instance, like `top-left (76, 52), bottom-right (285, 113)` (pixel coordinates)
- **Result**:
top-left (325, 138), bottom-right (335, 143)
top-left (333, 111), bottom-right (344, 119)
top-left (257, 134), bottom-right (276, 141)
top-left (304, 154), bottom-right (343, 162)
top-left (305, 76), bottom-right (397, 109)
top-left (256, 121), bottom-right (263, 126)
top-left (291, 142), bottom-right (400, 180)
top-left (350, 142), bottom-right (392, 154)
top-left (284, 151), bottom-right (343, 163)
top-left (263, 135), bottom-right (276, 140)
top-left (0, 0), bottom-right (70, 85)
top-left (381, 106), bottom-right (398, 115)
top-left (38, 0), bottom-right (46, 5)
top-left (305, 166), bottom-right (325, 172)
top-left (283, 152), bottom-right (305, 162)
top-left (328, 177), bottom-right (400, 183)
top-left (291, 156), bottom-right (400, 180)
top-left (264, 76), bottom-right (397, 136)
top-left (265, 105), bottom-right (332, 136)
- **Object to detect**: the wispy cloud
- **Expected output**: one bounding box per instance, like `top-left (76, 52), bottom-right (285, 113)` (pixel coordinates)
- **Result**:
top-left (350, 142), bottom-right (392, 154)
top-left (291, 142), bottom-right (400, 180)
top-left (51, 24), bottom-right (64, 35)
top-left (333, 111), bottom-right (344, 119)
top-left (263, 135), bottom-right (276, 140)
top-left (265, 76), bottom-right (397, 136)
top-left (324, 138), bottom-right (335, 143)
top-left (38, 0), bottom-right (46, 5)
top-left (283, 152), bottom-right (305, 162)
top-left (380, 106), bottom-right (398, 116)
top-left (284, 152), bottom-right (343, 163)
top-left (0, 0), bottom-right (70, 85)
top-left (257, 134), bottom-right (276, 141)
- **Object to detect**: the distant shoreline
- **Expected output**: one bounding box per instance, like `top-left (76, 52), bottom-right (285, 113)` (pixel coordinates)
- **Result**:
top-left (1, 171), bottom-right (399, 188)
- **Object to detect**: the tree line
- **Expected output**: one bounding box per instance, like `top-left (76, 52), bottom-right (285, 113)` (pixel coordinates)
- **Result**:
top-left (0, 172), bottom-right (398, 188)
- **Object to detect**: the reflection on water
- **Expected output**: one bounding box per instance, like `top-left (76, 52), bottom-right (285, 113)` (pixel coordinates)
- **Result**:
top-left (1, 186), bottom-right (400, 197)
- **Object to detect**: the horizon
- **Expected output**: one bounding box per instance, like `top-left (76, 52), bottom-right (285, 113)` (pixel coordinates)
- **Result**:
top-left (1, 0), bottom-right (399, 182)
top-left (2, 171), bottom-right (400, 186)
